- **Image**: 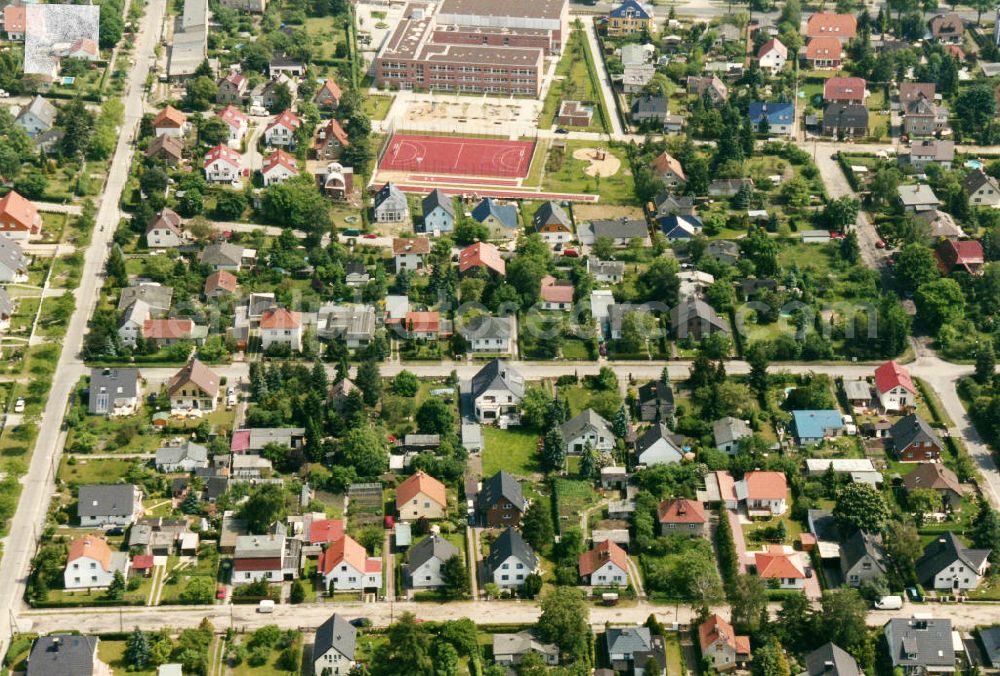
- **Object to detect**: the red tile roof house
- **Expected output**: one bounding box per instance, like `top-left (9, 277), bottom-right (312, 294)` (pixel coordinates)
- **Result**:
top-left (539, 275), bottom-right (574, 311)
top-left (317, 534), bottom-right (382, 592)
top-left (264, 110), bottom-right (302, 148)
top-left (405, 311), bottom-right (449, 340)
top-left (0, 190), bottom-right (43, 240)
top-left (314, 78), bottom-right (343, 109)
top-left (823, 77), bottom-right (867, 104)
top-left (699, 614), bottom-right (750, 673)
top-left (204, 270), bottom-right (238, 298)
top-left (395, 470), bottom-right (448, 520)
top-left (153, 105), bottom-right (189, 137)
top-left (874, 360), bottom-right (916, 413)
top-left (459, 242), bottom-right (506, 277)
top-left (218, 105), bottom-right (249, 148)
top-left (757, 38), bottom-right (788, 72)
top-left (936, 239), bottom-right (984, 276)
top-left (804, 37), bottom-right (843, 69)
top-left (261, 150), bottom-right (299, 186)
top-left (650, 152), bottom-right (685, 188)
top-left (142, 318), bottom-right (200, 347)
top-left (805, 12), bottom-right (857, 40)
top-left (260, 307), bottom-right (303, 352)
top-left (754, 544), bottom-right (807, 589)
top-left (657, 498), bottom-right (708, 537)
top-left (736, 471), bottom-right (787, 516)
top-left (392, 237), bottom-right (431, 273)
top-left (4, 5), bottom-right (26, 40)
top-left (311, 118), bottom-right (350, 161)
top-left (204, 144), bottom-right (242, 184)
top-left (578, 539), bottom-right (630, 587)
top-left (309, 518), bottom-right (345, 545)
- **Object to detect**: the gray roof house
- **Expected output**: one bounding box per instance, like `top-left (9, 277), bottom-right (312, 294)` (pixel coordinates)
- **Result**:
top-left (638, 380), bottom-right (674, 422)
top-left (477, 469), bottom-right (528, 525)
top-left (118, 284), bottom-right (173, 316)
top-left (884, 617), bottom-right (955, 673)
top-left (606, 627), bottom-right (666, 675)
top-left (88, 367), bottom-right (141, 416)
top-left (312, 613), bottom-right (357, 676)
top-left (77, 484), bottom-right (142, 527)
top-left (532, 201), bottom-right (572, 233)
top-left (979, 627), bottom-right (1000, 670)
top-left (653, 191), bottom-right (695, 216)
top-left (706, 239), bottom-right (740, 265)
top-left (631, 95), bottom-right (669, 123)
top-left (470, 359), bottom-right (525, 423)
top-left (822, 102), bottom-right (869, 137)
top-left (582, 218), bottom-right (651, 246)
top-left (493, 632), bottom-right (559, 667)
top-left (712, 416), bottom-right (751, 453)
top-left (373, 183), bottom-right (409, 224)
top-left (916, 531), bottom-right (991, 591)
top-left (26, 634), bottom-right (105, 676)
top-left (405, 533), bottom-right (460, 589)
top-left (486, 527), bottom-right (538, 588)
top-left (803, 643), bottom-right (862, 676)
top-left (670, 298), bottom-right (729, 340)
top-left (155, 441), bottom-right (210, 472)
top-left (0, 238), bottom-right (29, 283)
top-left (422, 188), bottom-right (455, 233)
top-left (839, 529), bottom-right (887, 587)
top-left (199, 242), bottom-right (245, 271)
top-left (560, 408), bottom-right (615, 454)
top-left (897, 184), bottom-right (941, 212)
top-left (15, 95), bottom-right (57, 137)
top-left (890, 413), bottom-right (943, 461)
top-left (464, 315), bottom-right (515, 354)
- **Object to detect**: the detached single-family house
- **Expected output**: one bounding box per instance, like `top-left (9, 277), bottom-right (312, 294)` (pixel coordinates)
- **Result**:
top-left (261, 150), bottom-right (298, 186)
top-left (890, 414), bottom-right (942, 462)
top-left (630, 95), bottom-right (670, 125)
top-left (492, 632), bottom-right (559, 667)
top-left (737, 471), bottom-right (787, 516)
top-left (699, 614), bottom-right (750, 673)
top-left (578, 539), bottom-right (629, 587)
top-left (145, 208), bottom-right (189, 249)
top-left (962, 169), bottom-right (1000, 207)
top-left (637, 380), bottom-right (674, 423)
top-left (392, 237), bottom-right (430, 273)
top-left (930, 13), bottom-right (965, 43)
top-left (713, 416), bottom-right (751, 453)
top-left (217, 105), bottom-right (249, 149)
top-left (478, 470), bottom-right (527, 527)
top-left (472, 198), bottom-right (519, 240)
top-left (464, 315), bottom-right (514, 354)
top-left (422, 189), bottom-right (455, 234)
top-left (605, 627), bottom-right (666, 675)
top-left (3, 5), bottom-right (26, 40)
top-left (657, 498), bottom-right (708, 537)
top-left (314, 78), bottom-right (343, 109)
top-left (806, 12), bottom-right (857, 40)
top-left (748, 101), bottom-right (794, 135)
top-left (539, 275), bottom-right (574, 311)
top-left (607, 0), bottom-right (655, 36)
top-left (884, 617), bottom-right (955, 674)
top-left (0, 190), bottom-right (43, 239)
top-left (907, 140), bottom-right (955, 170)
top-left (167, 359), bottom-right (220, 412)
top-left (395, 471), bottom-right (447, 521)
top-left (88, 367), bottom-right (141, 416)
top-left (532, 201), bottom-right (573, 244)
top-left (904, 95), bottom-right (950, 137)
top-left (145, 133), bottom-right (184, 165)
top-left (77, 484), bottom-right (142, 527)
top-left (373, 183), bottom-right (409, 223)
top-left (487, 527), bottom-right (538, 589)
top-left (312, 613), bottom-right (356, 676)
top-left (757, 38), bottom-right (787, 72)
top-left (205, 270), bottom-right (238, 298)
top-left (587, 258), bottom-right (625, 284)
top-left (903, 462), bottom-right (965, 511)
top-left (233, 533), bottom-right (301, 584)
top-left (754, 544), bottom-right (807, 589)
top-left (635, 423), bottom-right (684, 466)
top-left (823, 103), bottom-right (869, 138)
top-left (840, 529), bottom-right (887, 587)
top-left (260, 307), bottom-right (303, 352)
top-left (153, 105), bottom-right (189, 138)
top-left (458, 242), bottom-right (506, 277)
top-left (15, 95), bottom-right (57, 137)
top-left (936, 239), bottom-right (985, 276)
top-left (216, 71), bottom-right (248, 105)
top-left (824, 77), bottom-right (866, 103)
top-left (670, 298), bottom-right (729, 340)
top-left (650, 152), bottom-right (685, 188)
top-left (792, 409), bottom-right (845, 445)
top-left (203, 144), bottom-right (242, 184)
top-left (874, 360), bottom-right (916, 412)
top-left (803, 643), bottom-right (862, 676)
top-left (405, 534), bottom-right (459, 590)
top-left (561, 408), bottom-right (614, 454)
top-left (804, 37), bottom-right (843, 69)
top-left (583, 218), bottom-right (651, 247)
top-left (470, 359), bottom-right (524, 423)
top-left (917, 532), bottom-right (990, 591)
top-left (263, 110), bottom-right (301, 148)
top-left (155, 440), bottom-right (209, 472)
top-left (25, 634), bottom-right (110, 675)
top-left (687, 75), bottom-right (728, 103)
top-left (200, 241), bottom-right (245, 271)
top-left (311, 118), bottom-right (350, 161)
top-left (64, 535), bottom-right (130, 590)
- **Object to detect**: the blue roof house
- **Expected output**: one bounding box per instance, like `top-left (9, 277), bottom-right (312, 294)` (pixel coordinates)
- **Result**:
top-left (748, 101), bottom-right (795, 136)
top-left (792, 410), bottom-right (845, 446)
top-left (658, 214), bottom-right (704, 240)
top-left (472, 198), bottom-right (520, 241)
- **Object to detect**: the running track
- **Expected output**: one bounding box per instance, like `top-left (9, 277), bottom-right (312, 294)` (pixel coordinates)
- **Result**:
top-left (380, 134), bottom-right (535, 178)
top-left (392, 182), bottom-right (600, 203)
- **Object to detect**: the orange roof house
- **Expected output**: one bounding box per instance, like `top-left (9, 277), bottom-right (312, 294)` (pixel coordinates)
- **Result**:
top-left (806, 12), bottom-right (857, 39)
top-left (405, 311), bottom-right (448, 338)
top-left (204, 270), bottom-right (238, 297)
top-left (540, 275), bottom-right (574, 306)
top-left (142, 318), bottom-right (195, 342)
top-left (308, 518), bottom-right (345, 545)
top-left (260, 307), bottom-right (301, 330)
top-left (650, 152), bottom-right (686, 184)
top-left (314, 78), bottom-right (343, 107)
top-left (805, 37), bottom-right (843, 66)
top-left (317, 534), bottom-right (383, 590)
top-left (4, 6), bottom-right (26, 35)
top-left (699, 614), bottom-right (751, 672)
top-left (396, 470), bottom-right (447, 520)
top-left (0, 190), bottom-right (42, 237)
top-left (153, 105), bottom-right (188, 131)
top-left (458, 242), bottom-right (506, 277)
top-left (68, 534), bottom-right (113, 570)
top-left (754, 544), bottom-right (806, 586)
top-left (578, 539), bottom-right (629, 586)
top-left (657, 498), bottom-right (708, 535)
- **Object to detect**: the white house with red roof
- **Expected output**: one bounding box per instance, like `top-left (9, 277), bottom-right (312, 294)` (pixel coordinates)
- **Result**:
top-left (578, 539), bottom-right (629, 587)
top-left (264, 110), bottom-right (302, 147)
top-left (699, 614), bottom-right (750, 673)
top-left (657, 498), bottom-right (708, 537)
top-left (874, 360), bottom-right (916, 413)
top-left (309, 518), bottom-right (345, 545)
top-left (650, 152), bottom-right (685, 188)
top-left (153, 106), bottom-right (189, 138)
top-left (261, 150), bottom-right (299, 186)
top-left (317, 534), bottom-right (382, 591)
top-left (823, 77), bottom-right (867, 103)
top-left (0, 190), bottom-right (42, 240)
top-left (314, 78), bottom-right (343, 109)
top-left (539, 276), bottom-right (574, 311)
top-left (64, 535), bottom-right (130, 590)
top-left (4, 5), bottom-right (25, 40)
top-left (218, 105), bottom-right (249, 148)
top-left (736, 471), bottom-right (787, 516)
top-left (757, 38), bottom-right (787, 72)
top-left (62, 38), bottom-right (99, 60)
top-left (753, 544), bottom-right (806, 589)
top-left (204, 144), bottom-right (242, 184)
top-left (260, 307), bottom-right (302, 352)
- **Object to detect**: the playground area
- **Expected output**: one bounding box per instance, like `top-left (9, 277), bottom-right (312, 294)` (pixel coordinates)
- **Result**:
top-left (572, 147), bottom-right (622, 177)
top-left (379, 134), bottom-right (535, 178)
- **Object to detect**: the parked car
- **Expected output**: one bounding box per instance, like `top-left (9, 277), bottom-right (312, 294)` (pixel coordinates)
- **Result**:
top-left (875, 595), bottom-right (903, 610)
top-left (13, 398), bottom-right (24, 413)
top-left (906, 587), bottom-right (923, 602)
top-left (216, 586), bottom-right (227, 600)
top-left (258, 600), bottom-right (274, 613)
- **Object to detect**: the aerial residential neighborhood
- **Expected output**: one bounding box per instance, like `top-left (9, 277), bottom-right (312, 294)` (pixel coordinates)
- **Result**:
top-left (2, 0), bottom-right (1000, 672)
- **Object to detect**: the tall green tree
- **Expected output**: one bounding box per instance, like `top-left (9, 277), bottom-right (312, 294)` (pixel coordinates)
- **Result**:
top-left (521, 501), bottom-right (554, 551)
top-left (833, 483), bottom-right (890, 534)
top-left (537, 587), bottom-right (591, 665)
top-left (125, 628), bottom-right (151, 671)
top-left (541, 427), bottom-right (566, 473)
top-left (976, 341), bottom-right (996, 385)
top-left (355, 360), bottom-right (382, 407)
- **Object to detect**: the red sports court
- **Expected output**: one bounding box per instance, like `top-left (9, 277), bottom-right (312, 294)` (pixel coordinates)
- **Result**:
top-left (380, 134), bottom-right (535, 178)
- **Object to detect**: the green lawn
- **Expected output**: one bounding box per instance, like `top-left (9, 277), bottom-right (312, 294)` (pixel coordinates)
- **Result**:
top-left (482, 427), bottom-right (539, 477)
top-left (741, 511), bottom-right (803, 547)
top-left (554, 478), bottom-right (600, 533)
top-left (364, 95), bottom-right (394, 121)
top-left (665, 632), bottom-right (684, 676)
top-left (59, 457), bottom-right (137, 486)
top-left (537, 29), bottom-right (608, 133)
top-left (97, 640), bottom-right (158, 676)
top-left (541, 140), bottom-right (635, 203)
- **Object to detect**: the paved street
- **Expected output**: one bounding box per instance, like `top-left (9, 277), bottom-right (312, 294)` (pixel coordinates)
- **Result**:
top-left (0, 0), bottom-right (167, 657)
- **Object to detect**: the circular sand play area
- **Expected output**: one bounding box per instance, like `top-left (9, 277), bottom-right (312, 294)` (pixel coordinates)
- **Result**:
top-left (572, 147), bottom-right (621, 177)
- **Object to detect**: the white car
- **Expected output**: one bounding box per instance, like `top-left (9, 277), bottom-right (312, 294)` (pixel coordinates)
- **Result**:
top-left (13, 397), bottom-right (24, 413)
top-left (227, 386), bottom-right (237, 407)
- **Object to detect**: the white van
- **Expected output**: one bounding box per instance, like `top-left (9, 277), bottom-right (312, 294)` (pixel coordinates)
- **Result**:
top-left (258, 600), bottom-right (275, 613)
top-left (875, 595), bottom-right (903, 610)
